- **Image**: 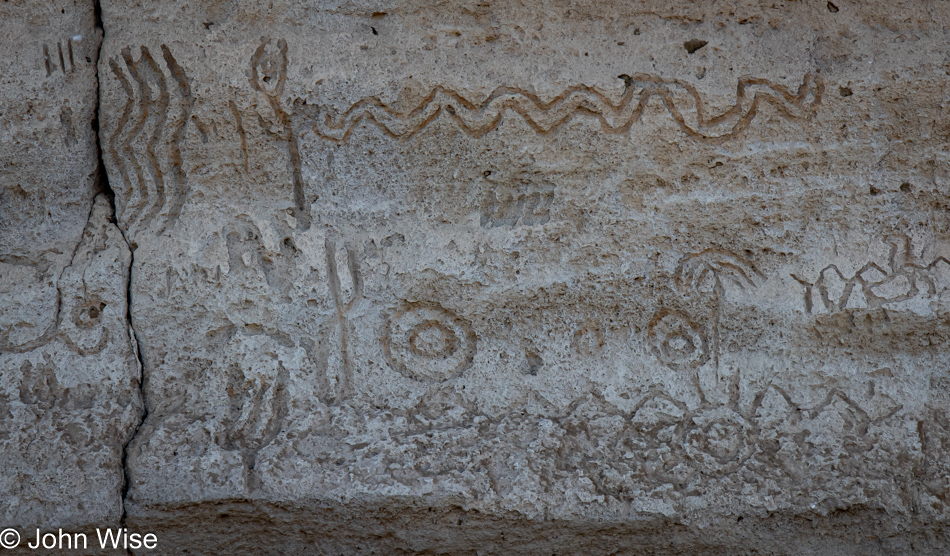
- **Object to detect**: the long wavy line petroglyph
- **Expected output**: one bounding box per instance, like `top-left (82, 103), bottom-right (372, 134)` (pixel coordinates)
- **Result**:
top-left (298, 73), bottom-right (822, 143)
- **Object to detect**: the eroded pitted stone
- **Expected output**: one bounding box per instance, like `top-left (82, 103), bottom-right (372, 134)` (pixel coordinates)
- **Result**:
top-left (0, 196), bottom-right (142, 531)
top-left (0, 1), bottom-right (143, 534)
top-left (91, 0), bottom-right (950, 553)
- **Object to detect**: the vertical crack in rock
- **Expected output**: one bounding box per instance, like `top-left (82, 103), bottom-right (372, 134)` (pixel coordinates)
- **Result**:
top-left (90, 0), bottom-right (148, 544)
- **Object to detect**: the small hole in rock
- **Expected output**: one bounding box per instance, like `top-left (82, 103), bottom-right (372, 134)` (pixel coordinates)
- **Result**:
top-left (827, 2), bottom-right (839, 12)
top-left (839, 86), bottom-right (853, 97)
top-left (900, 182), bottom-right (912, 192)
top-left (88, 306), bottom-right (99, 319)
top-left (371, 27), bottom-right (378, 35)
top-left (525, 351), bottom-right (543, 376)
top-left (684, 39), bottom-right (708, 54)
top-left (869, 185), bottom-right (881, 195)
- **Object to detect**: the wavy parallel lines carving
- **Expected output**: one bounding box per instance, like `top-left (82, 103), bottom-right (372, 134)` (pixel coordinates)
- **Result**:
top-left (108, 57), bottom-right (145, 230)
top-left (300, 73), bottom-right (822, 143)
top-left (127, 47), bottom-right (169, 234)
top-left (106, 45), bottom-right (192, 238)
top-left (160, 45), bottom-right (194, 235)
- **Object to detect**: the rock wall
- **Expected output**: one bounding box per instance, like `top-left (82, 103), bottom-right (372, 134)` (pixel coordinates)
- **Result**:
top-left (0, 0), bottom-right (142, 539)
top-left (3, 0), bottom-right (950, 554)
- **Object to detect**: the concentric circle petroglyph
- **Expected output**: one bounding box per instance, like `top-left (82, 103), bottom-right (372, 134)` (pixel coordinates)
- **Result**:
top-left (384, 303), bottom-right (477, 382)
top-left (647, 309), bottom-right (709, 369)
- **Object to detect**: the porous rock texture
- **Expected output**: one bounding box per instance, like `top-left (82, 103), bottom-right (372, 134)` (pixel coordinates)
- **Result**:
top-left (4, 0), bottom-right (950, 553)
top-left (0, 0), bottom-right (142, 541)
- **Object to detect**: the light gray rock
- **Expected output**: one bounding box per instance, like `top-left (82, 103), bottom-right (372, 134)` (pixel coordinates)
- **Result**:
top-left (0, 0), bottom-right (143, 539)
top-left (6, 0), bottom-right (950, 553)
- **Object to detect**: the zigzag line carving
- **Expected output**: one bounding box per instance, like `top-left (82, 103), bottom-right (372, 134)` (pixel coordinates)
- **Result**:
top-left (296, 73), bottom-right (823, 143)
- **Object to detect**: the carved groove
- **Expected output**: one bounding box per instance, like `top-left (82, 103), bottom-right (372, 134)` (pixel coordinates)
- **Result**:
top-left (106, 45), bottom-right (193, 238)
top-left (250, 38), bottom-right (310, 230)
top-left (229, 99), bottom-right (249, 173)
top-left (298, 73), bottom-right (822, 143)
top-left (793, 237), bottom-right (950, 313)
top-left (43, 39), bottom-right (75, 78)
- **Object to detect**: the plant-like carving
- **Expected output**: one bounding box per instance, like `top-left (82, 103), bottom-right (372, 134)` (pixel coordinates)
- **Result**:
top-left (221, 362), bottom-right (289, 491)
top-left (665, 248), bottom-right (763, 378)
top-left (325, 239), bottom-right (363, 400)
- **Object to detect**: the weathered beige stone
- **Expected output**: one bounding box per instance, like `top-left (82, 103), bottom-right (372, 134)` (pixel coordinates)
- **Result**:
top-left (0, 0), bottom-right (143, 537)
top-left (5, 0), bottom-right (950, 553)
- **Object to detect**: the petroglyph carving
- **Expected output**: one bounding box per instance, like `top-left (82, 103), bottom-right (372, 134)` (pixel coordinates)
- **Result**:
top-left (918, 406), bottom-right (950, 506)
top-left (18, 359), bottom-right (61, 412)
top-left (43, 38), bottom-right (76, 77)
top-left (671, 249), bottom-right (763, 373)
top-left (326, 239), bottom-right (363, 400)
top-left (0, 293), bottom-right (110, 357)
top-left (224, 220), bottom-right (296, 299)
top-left (384, 303), bottom-right (477, 382)
top-left (675, 249), bottom-right (763, 295)
top-left (618, 392), bottom-right (691, 484)
top-left (557, 383), bottom-right (887, 496)
top-left (250, 38), bottom-right (310, 230)
top-left (221, 362), bottom-right (290, 491)
top-left (480, 176), bottom-right (554, 228)
top-left (297, 73), bottom-right (822, 143)
top-left (646, 310), bottom-right (709, 370)
top-left (1, 199), bottom-right (123, 358)
top-left (683, 407), bottom-right (756, 476)
top-left (59, 295), bottom-right (110, 356)
top-left (751, 386), bottom-right (885, 483)
top-left (107, 45), bottom-right (193, 237)
top-left (793, 237), bottom-right (950, 314)
top-left (229, 99), bottom-right (249, 174)
top-left (60, 105), bottom-right (75, 146)
top-left (572, 322), bottom-right (604, 356)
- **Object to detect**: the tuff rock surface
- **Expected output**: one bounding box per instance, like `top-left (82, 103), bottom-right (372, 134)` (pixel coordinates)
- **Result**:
top-left (0, 0), bottom-right (142, 541)
top-left (3, 0), bottom-right (950, 553)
